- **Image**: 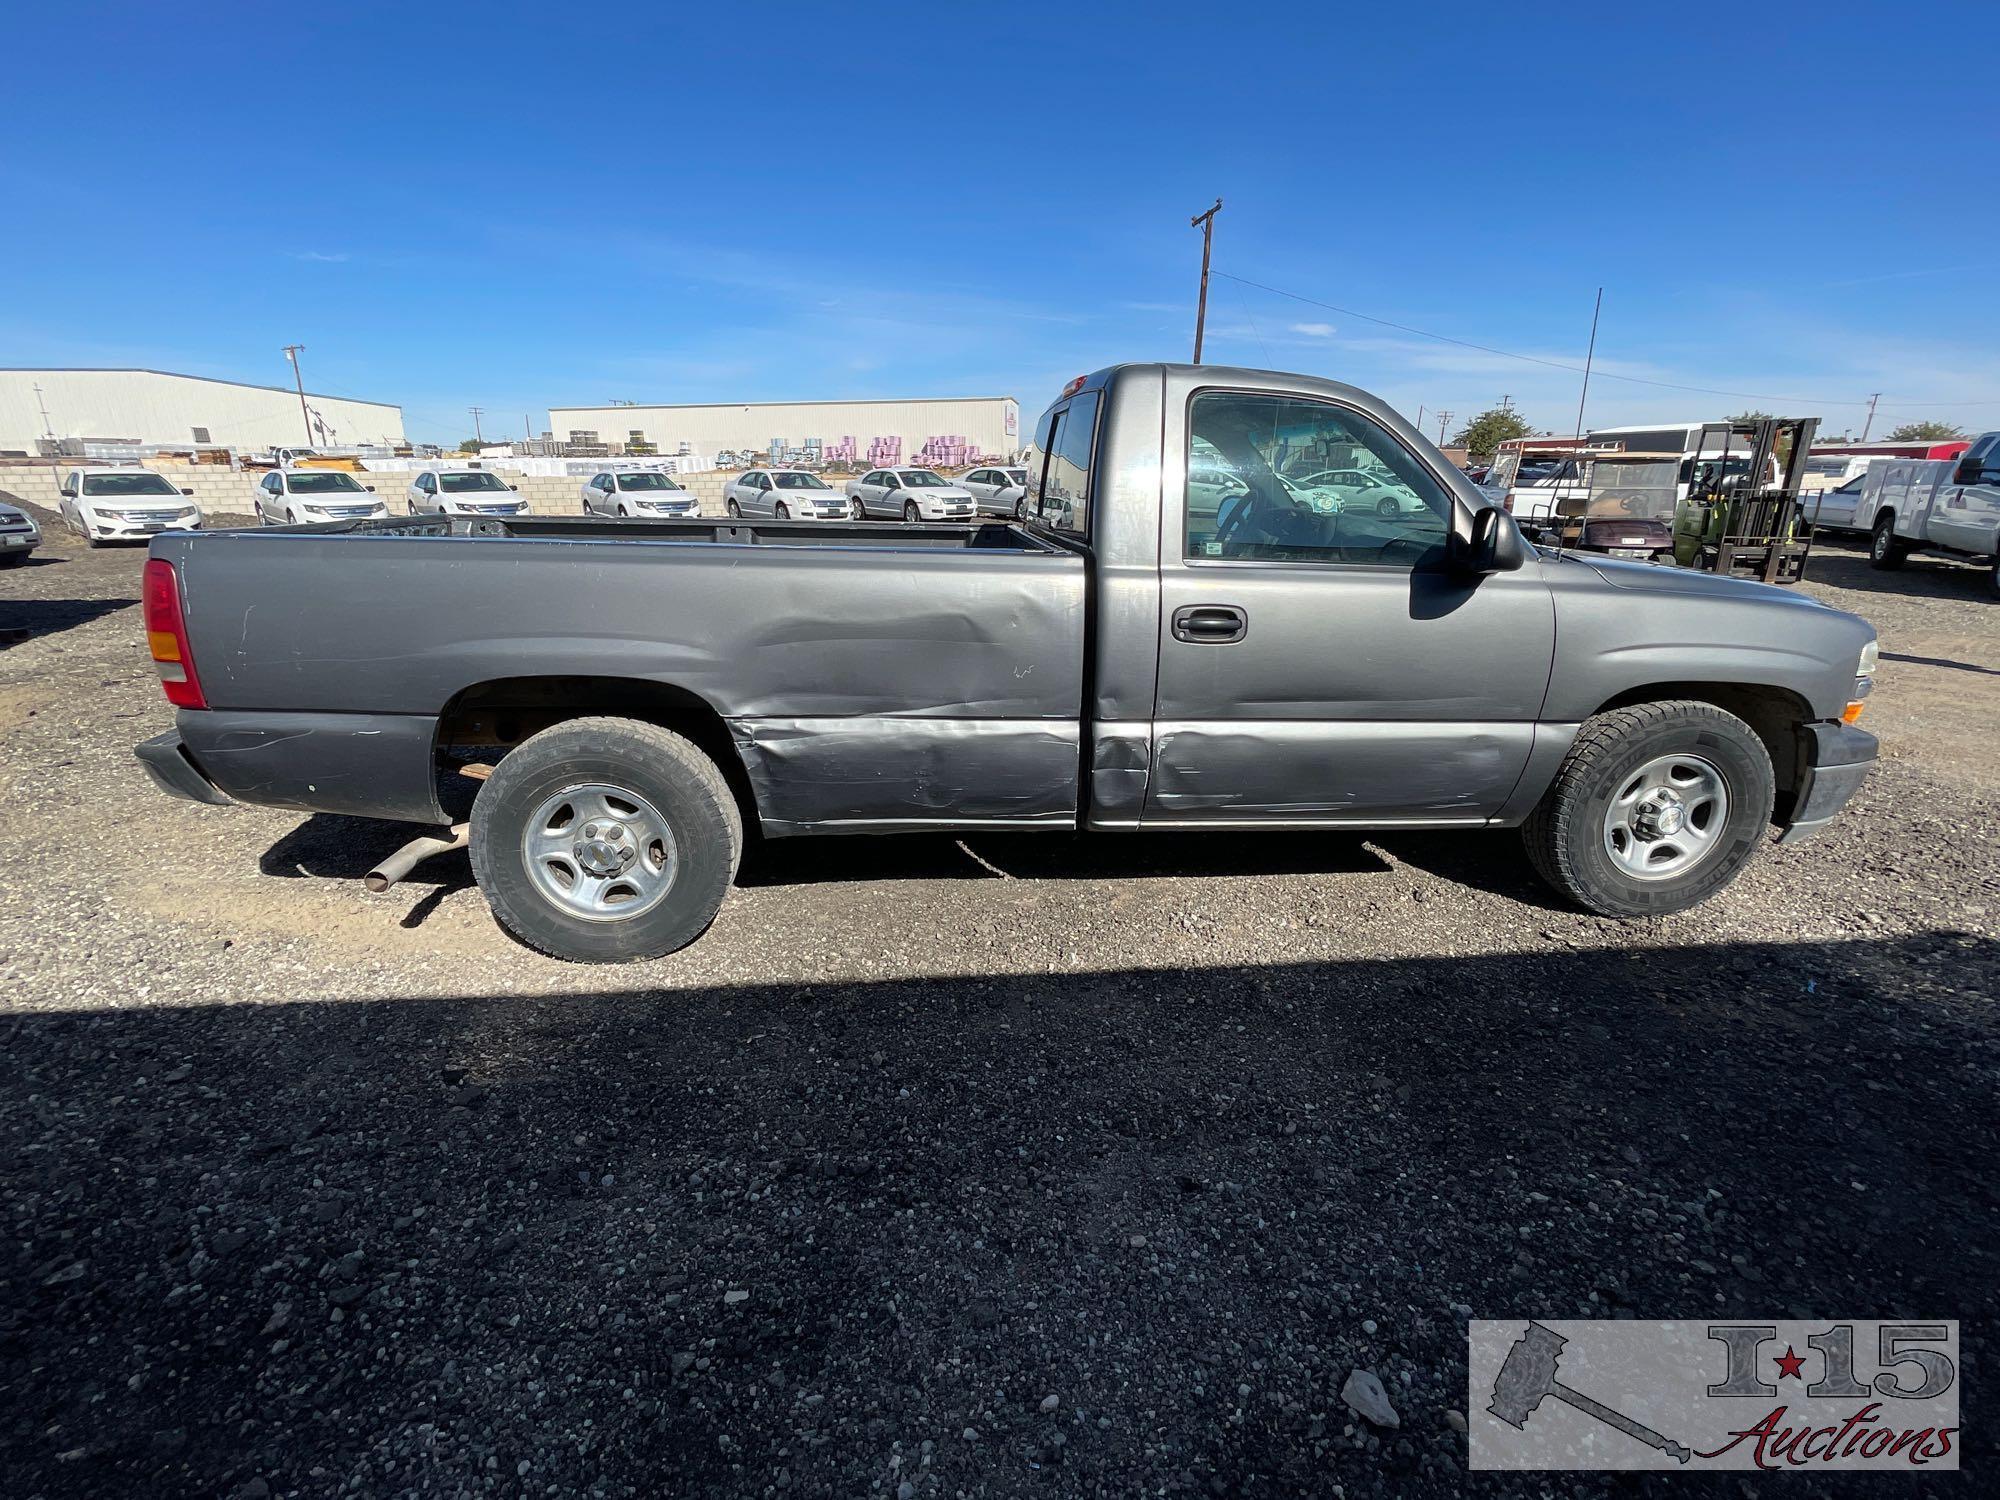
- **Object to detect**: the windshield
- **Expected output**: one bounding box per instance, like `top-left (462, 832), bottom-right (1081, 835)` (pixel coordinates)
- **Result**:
top-left (618, 472), bottom-right (687, 492)
top-left (82, 473), bottom-right (179, 497)
top-left (898, 470), bottom-right (950, 487)
top-left (1587, 459), bottom-right (1678, 521)
top-left (440, 472), bottom-right (510, 493)
top-left (772, 472), bottom-right (831, 490)
top-left (288, 472), bottom-right (365, 494)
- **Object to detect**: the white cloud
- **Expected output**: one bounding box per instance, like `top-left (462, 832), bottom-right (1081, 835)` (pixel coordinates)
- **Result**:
top-left (291, 250), bottom-right (350, 263)
top-left (1289, 322), bottom-right (1336, 338)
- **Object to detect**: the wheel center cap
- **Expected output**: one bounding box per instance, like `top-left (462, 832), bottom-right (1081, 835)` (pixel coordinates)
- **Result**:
top-left (1637, 794), bottom-right (1686, 838)
top-left (574, 824), bottom-right (637, 875)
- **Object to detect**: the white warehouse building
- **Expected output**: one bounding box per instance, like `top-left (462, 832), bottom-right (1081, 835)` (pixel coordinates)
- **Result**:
top-left (0, 368), bottom-right (406, 456)
top-left (545, 395), bottom-right (1022, 467)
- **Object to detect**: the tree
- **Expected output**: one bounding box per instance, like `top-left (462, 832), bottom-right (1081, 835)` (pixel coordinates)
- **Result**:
top-left (456, 437), bottom-right (484, 454)
top-left (1883, 420), bottom-right (1964, 442)
top-left (1452, 406), bottom-right (1533, 459)
top-left (1728, 409), bottom-right (1774, 424)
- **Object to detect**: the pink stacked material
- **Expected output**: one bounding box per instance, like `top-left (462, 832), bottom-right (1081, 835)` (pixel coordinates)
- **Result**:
top-left (866, 435), bottom-right (903, 465)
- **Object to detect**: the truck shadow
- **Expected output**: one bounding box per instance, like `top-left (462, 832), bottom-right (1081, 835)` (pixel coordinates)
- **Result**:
top-left (0, 595), bottom-right (137, 648)
top-left (1806, 540), bottom-right (1991, 599)
top-left (2, 933), bottom-right (1993, 1497)
top-left (259, 816), bottom-right (1568, 921)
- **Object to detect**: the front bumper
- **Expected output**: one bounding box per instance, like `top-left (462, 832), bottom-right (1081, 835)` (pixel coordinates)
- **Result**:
top-left (1778, 721), bottom-right (1879, 844)
top-left (87, 512), bottom-right (201, 539)
top-left (0, 529), bottom-right (38, 552)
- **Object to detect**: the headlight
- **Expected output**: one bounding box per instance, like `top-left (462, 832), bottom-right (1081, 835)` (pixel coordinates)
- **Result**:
top-left (1857, 640), bottom-right (1879, 678)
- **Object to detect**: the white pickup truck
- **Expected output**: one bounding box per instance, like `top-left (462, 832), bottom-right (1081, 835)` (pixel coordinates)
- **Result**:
top-left (1859, 433), bottom-right (2000, 593)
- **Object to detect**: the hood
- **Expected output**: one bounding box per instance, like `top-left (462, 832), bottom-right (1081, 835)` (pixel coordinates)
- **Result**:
top-left (1555, 550), bottom-right (1833, 608)
top-left (923, 487), bottom-right (974, 501)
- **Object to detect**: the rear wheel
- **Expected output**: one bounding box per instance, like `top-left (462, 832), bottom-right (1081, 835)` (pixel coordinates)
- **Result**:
top-left (470, 717), bottom-right (742, 962)
top-left (726, 498), bottom-right (741, 517)
top-left (1869, 514), bottom-right (1908, 569)
top-left (1523, 700), bottom-right (1774, 918)
top-left (1376, 496), bottom-right (1400, 517)
top-left (848, 497), bottom-right (864, 520)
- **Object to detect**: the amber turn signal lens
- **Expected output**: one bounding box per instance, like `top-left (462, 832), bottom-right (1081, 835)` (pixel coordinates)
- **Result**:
top-left (1842, 701), bottom-right (1866, 724)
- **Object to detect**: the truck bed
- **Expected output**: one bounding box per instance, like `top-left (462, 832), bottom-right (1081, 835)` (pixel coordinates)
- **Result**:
top-left (153, 516), bottom-right (1088, 834)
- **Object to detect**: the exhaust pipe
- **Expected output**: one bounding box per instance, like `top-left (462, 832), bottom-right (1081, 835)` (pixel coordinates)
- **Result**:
top-left (364, 822), bottom-right (470, 894)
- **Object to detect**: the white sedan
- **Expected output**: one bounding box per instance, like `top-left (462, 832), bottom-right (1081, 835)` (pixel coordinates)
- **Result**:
top-left (844, 468), bottom-right (977, 521)
top-left (58, 467), bottom-right (203, 545)
top-left (958, 465), bottom-right (1031, 517)
top-left (722, 469), bottom-right (851, 520)
top-left (406, 467), bottom-right (529, 517)
top-left (254, 468), bottom-right (388, 525)
top-left (581, 470), bottom-right (702, 519)
top-left (1296, 468), bottom-right (1429, 516)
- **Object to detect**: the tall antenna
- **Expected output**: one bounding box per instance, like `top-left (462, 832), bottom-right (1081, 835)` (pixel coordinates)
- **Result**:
top-left (1572, 289), bottom-right (1603, 441)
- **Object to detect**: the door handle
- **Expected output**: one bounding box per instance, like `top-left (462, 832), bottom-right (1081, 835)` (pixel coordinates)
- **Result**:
top-left (1171, 604), bottom-right (1248, 643)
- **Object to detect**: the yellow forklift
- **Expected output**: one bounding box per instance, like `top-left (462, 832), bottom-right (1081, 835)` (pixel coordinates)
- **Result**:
top-left (1670, 416), bottom-right (1819, 583)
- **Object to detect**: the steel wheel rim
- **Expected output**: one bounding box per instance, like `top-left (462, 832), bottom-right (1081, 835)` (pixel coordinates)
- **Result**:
top-left (1601, 753), bottom-right (1729, 880)
top-left (522, 782), bottom-right (679, 922)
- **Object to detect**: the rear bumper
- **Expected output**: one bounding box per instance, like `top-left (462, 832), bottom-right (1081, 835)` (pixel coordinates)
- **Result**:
top-left (1778, 721), bottom-right (1879, 844)
top-left (136, 711), bottom-right (445, 824)
top-left (135, 730), bottom-right (234, 806)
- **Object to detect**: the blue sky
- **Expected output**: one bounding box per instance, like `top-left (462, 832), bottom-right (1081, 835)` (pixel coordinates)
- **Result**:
top-left (6, 1), bottom-right (1997, 445)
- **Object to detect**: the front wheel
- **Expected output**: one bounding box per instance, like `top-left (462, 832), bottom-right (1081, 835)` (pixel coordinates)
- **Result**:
top-left (904, 500), bottom-right (920, 522)
top-left (1869, 514), bottom-right (1908, 570)
top-left (1523, 701), bottom-right (1774, 918)
top-left (0, 551), bottom-right (27, 569)
top-left (470, 717), bottom-right (742, 962)
top-left (774, 501), bottom-right (790, 519)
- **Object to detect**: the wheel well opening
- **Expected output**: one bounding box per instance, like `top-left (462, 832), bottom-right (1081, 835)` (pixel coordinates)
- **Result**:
top-left (433, 676), bottom-right (755, 830)
top-left (1592, 682), bottom-right (1812, 821)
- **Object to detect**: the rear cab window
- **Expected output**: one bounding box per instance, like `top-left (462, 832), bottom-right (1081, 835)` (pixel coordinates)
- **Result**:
top-left (1026, 389), bottom-right (1100, 538)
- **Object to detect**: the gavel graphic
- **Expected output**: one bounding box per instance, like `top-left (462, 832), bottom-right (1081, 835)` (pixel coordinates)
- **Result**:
top-left (1488, 1322), bottom-right (1692, 1464)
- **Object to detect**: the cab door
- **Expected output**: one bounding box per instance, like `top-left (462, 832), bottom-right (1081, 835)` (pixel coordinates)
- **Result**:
top-left (1148, 387), bottom-right (1555, 825)
top-left (1933, 435), bottom-right (2000, 553)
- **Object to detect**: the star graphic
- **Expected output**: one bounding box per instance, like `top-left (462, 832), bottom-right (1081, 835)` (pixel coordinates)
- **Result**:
top-left (1774, 1345), bottom-right (1806, 1381)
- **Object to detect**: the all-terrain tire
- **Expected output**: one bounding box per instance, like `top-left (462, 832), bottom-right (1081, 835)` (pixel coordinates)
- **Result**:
top-left (470, 717), bottom-right (743, 962)
top-left (1523, 700), bottom-right (1775, 918)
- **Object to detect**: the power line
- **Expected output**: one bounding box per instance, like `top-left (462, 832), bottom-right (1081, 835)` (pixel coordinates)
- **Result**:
top-left (1211, 270), bottom-right (1996, 410)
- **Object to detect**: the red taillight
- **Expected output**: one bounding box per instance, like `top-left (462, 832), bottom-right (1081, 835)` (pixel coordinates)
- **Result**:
top-left (142, 558), bottom-right (207, 709)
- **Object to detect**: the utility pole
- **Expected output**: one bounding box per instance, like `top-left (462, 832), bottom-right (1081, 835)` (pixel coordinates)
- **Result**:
top-left (282, 345), bottom-right (312, 445)
top-left (1859, 393), bottom-right (1880, 442)
top-left (1435, 411), bottom-right (1453, 446)
top-left (469, 407), bottom-right (485, 445)
top-left (1189, 198), bottom-right (1222, 364)
top-left (1499, 394), bottom-right (1514, 415)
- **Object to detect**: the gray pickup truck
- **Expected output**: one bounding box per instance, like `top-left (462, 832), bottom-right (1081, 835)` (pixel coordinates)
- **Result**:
top-left (136, 363), bottom-right (1880, 961)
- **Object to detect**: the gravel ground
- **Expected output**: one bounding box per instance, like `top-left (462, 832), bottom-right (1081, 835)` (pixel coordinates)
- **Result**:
top-left (1, 508), bottom-right (1995, 1498)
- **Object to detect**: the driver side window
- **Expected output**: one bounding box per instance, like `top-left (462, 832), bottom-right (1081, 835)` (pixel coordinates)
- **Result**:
top-left (1184, 391), bottom-right (1451, 567)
